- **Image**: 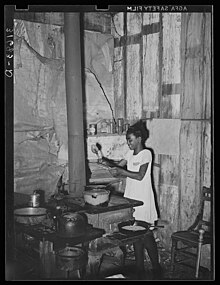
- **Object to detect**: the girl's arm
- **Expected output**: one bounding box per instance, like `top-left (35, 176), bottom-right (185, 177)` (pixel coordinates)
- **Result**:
top-left (109, 162), bottom-right (149, 181)
top-left (91, 143), bottom-right (127, 168)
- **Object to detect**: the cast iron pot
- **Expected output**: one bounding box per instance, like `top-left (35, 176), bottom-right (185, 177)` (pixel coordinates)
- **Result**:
top-left (83, 185), bottom-right (110, 206)
top-left (57, 212), bottom-right (87, 238)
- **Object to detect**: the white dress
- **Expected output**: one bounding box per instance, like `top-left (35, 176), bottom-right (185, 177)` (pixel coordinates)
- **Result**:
top-left (123, 149), bottom-right (158, 224)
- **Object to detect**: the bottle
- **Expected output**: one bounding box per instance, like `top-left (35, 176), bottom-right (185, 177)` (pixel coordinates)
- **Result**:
top-left (109, 119), bottom-right (116, 134)
top-left (117, 118), bottom-right (124, 135)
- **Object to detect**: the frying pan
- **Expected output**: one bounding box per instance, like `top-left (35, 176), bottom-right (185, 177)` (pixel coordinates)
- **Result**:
top-left (118, 219), bottom-right (164, 235)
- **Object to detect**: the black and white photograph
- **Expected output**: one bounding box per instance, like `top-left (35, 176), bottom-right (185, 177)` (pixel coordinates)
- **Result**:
top-left (5, 5), bottom-right (214, 281)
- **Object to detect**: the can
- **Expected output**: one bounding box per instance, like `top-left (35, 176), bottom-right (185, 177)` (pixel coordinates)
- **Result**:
top-left (29, 192), bottom-right (40, 207)
top-left (89, 124), bottom-right (97, 135)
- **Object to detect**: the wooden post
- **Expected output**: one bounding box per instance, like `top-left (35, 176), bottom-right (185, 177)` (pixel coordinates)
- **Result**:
top-left (64, 13), bottom-right (86, 197)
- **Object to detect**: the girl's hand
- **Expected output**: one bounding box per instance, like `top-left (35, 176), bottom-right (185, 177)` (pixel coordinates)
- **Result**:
top-left (109, 167), bottom-right (124, 177)
top-left (91, 144), bottom-right (99, 155)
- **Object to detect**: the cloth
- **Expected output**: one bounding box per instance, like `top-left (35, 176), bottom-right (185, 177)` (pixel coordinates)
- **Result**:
top-left (123, 149), bottom-right (158, 224)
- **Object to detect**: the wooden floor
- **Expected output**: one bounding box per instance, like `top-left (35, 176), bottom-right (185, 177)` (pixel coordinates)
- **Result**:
top-left (6, 247), bottom-right (213, 281)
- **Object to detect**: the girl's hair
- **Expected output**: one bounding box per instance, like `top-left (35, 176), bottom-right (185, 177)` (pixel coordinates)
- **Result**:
top-left (126, 120), bottom-right (149, 147)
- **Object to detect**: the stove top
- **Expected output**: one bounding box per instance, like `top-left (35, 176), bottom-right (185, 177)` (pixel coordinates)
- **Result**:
top-left (34, 225), bottom-right (56, 234)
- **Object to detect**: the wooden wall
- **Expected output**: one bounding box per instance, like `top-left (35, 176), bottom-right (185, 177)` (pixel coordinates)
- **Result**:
top-left (112, 12), bottom-right (212, 263)
top-left (13, 11), bottom-right (212, 268)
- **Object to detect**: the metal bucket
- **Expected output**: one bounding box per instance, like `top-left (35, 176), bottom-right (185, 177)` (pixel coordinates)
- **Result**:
top-left (56, 246), bottom-right (87, 272)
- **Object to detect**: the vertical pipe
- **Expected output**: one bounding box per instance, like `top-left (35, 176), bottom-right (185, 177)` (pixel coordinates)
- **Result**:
top-left (64, 13), bottom-right (86, 197)
top-left (123, 12), bottom-right (127, 120)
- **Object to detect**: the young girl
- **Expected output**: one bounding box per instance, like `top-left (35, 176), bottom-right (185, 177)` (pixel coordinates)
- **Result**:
top-left (107, 124), bottom-right (162, 279)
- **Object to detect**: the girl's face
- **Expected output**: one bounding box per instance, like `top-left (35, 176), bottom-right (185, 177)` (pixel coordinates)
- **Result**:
top-left (126, 133), bottom-right (141, 150)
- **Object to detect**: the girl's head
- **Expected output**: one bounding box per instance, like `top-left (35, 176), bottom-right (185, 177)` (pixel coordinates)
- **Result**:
top-left (126, 127), bottom-right (142, 150)
top-left (126, 124), bottom-right (149, 150)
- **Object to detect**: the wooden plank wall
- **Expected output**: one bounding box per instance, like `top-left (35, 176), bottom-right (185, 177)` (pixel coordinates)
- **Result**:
top-left (14, 12), bottom-right (112, 33)
top-left (180, 12), bottom-right (212, 229)
top-left (112, 12), bottom-right (212, 255)
top-left (179, 13), bottom-right (212, 269)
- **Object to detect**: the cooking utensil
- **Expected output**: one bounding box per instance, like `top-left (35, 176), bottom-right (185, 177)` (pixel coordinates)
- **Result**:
top-left (56, 246), bottom-right (87, 272)
top-left (14, 207), bottom-right (47, 216)
top-left (83, 187), bottom-right (110, 206)
top-left (57, 212), bottom-right (87, 238)
top-left (118, 219), bottom-right (164, 235)
top-left (14, 207), bottom-right (48, 225)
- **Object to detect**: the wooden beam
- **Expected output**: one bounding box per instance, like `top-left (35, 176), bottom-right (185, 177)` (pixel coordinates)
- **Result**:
top-left (14, 12), bottom-right (112, 33)
top-left (14, 12), bottom-right (64, 26)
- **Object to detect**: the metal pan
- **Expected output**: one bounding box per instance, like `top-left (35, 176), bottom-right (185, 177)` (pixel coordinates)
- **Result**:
top-left (118, 219), bottom-right (164, 235)
top-left (14, 207), bottom-right (47, 216)
top-left (14, 207), bottom-right (48, 225)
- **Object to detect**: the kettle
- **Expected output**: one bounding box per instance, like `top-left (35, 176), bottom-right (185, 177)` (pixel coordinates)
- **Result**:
top-left (57, 212), bottom-right (87, 238)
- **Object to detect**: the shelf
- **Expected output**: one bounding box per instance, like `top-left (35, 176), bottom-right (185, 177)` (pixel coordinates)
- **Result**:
top-left (87, 133), bottom-right (125, 137)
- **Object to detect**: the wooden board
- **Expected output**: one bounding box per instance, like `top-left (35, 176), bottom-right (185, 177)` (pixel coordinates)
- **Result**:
top-left (202, 121), bottom-right (211, 187)
top-left (162, 13), bottom-right (181, 85)
top-left (142, 33), bottom-right (160, 116)
top-left (127, 13), bottom-right (142, 35)
top-left (179, 121), bottom-right (203, 230)
top-left (181, 13), bottom-right (210, 119)
top-left (160, 154), bottom-right (179, 186)
top-left (111, 13), bottom-right (124, 38)
top-left (160, 94), bottom-right (180, 119)
top-left (157, 184), bottom-right (179, 249)
top-left (160, 13), bottom-right (181, 119)
top-left (143, 13), bottom-right (160, 25)
top-left (126, 43), bottom-right (142, 120)
top-left (202, 13), bottom-right (212, 119)
top-left (114, 46), bottom-right (125, 118)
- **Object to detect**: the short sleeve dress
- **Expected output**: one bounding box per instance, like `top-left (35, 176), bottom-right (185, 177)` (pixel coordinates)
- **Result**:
top-left (123, 149), bottom-right (158, 224)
